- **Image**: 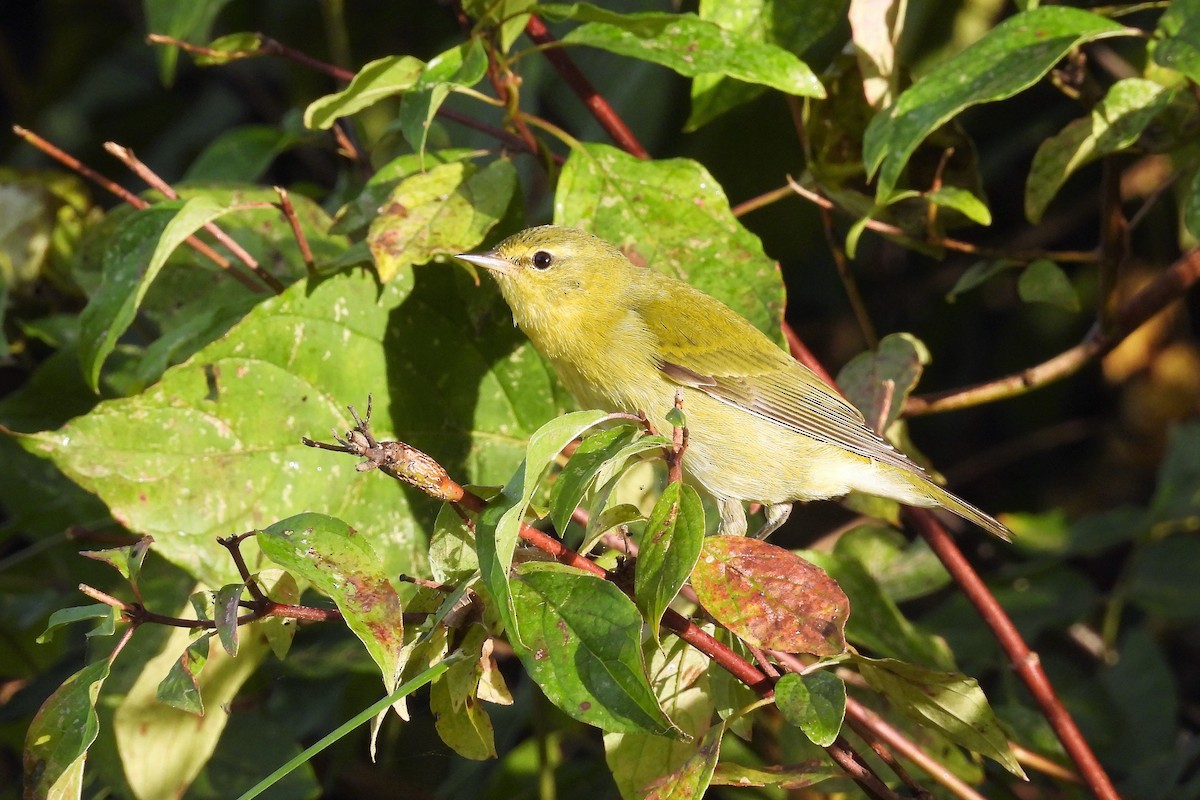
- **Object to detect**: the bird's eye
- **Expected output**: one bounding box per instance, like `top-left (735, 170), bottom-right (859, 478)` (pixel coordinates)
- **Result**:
top-left (531, 250), bottom-right (553, 270)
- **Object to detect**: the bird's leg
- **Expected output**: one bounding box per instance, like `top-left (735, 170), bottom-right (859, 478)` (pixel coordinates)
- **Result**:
top-left (752, 502), bottom-right (793, 539)
top-left (718, 496), bottom-right (748, 537)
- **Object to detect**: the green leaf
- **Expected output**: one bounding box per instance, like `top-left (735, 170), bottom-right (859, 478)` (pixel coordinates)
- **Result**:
top-left (864, 6), bottom-right (1132, 198)
top-left (156, 632), bottom-right (212, 715)
top-left (430, 624), bottom-right (498, 760)
top-left (367, 159), bottom-right (517, 282)
top-left (711, 759), bottom-right (842, 790)
top-left (23, 658), bottom-right (111, 800)
top-left (635, 482), bottom-right (705, 644)
top-left (775, 671), bottom-right (847, 747)
top-left (36, 604), bottom-right (117, 645)
top-left (332, 148), bottom-right (482, 236)
top-left (23, 265), bottom-right (557, 585)
top-left (144, 0), bottom-right (233, 85)
top-left (257, 569), bottom-right (300, 660)
top-left (79, 536), bottom-right (153, 586)
top-left (855, 655), bottom-right (1026, 777)
top-left (398, 40), bottom-right (489, 160)
top-left (1017, 259), bottom-right (1079, 311)
top-left (429, 500), bottom-right (481, 585)
top-left (1184, 167), bottom-right (1200, 241)
top-left (833, 524), bottom-right (950, 602)
top-left (549, 424), bottom-right (639, 535)
top-left (556, 143), bottom-right (785, 338)
top-left (1150, 421), bottom-right (1200, 524)
top-left (1128, 535), bottom-right (1200, 620)
top-left (193, 31), bottom-right (263, 65)
top-left (1152, 0), bottom-right (1200, 85)
top-left (257, 513), bottom-right (405, 696)
top-left (1026, 78), bottom-right (1176, 222)
top-left (925, 186), bottom-right (991, 226)
top-left (604, 632), bottom-right (715, 800)
top-left (213, 583), bottom-right (243, 657)
top-left (837, 332), bottom-right (930, 433)
top-left (303, 55), bottom-right (425, 130)
top-left (690, 537), bottom-right (848, 655)
top-left (463, 0), bottom-right (536, 51)
top-left (946, 259), bottom-right (1019, 302)
top-left (476, 409), bottom-right (611, 634)
top-left (688, 0), bottom-right (844, 130)
top-left (509, 561), bottom-right (678, 736)
top-left (643, 721), bottom-right (724, 800)
top-left (78, 197), bottom-right (238, 392)
top-left (184, 124), bottom-right (303, 182)
top-left (541, 3), bottom-right (824, 99)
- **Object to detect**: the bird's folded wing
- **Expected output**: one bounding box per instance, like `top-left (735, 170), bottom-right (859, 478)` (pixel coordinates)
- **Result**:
top-left (658, 348), bottom-right (923, 475)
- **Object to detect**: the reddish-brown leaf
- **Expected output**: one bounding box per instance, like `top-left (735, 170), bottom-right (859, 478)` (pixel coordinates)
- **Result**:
top-left (690, 537), bottom-right (848, 655)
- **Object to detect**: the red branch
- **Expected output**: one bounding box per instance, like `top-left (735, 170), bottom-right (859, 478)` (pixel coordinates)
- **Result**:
top-left (524, 15), bottom-right (650, 160)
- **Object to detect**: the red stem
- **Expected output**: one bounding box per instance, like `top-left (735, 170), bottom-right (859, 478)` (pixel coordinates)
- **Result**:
top-left (907, 509), bottom-right (1120, 800)
top-left (524, 16), bottom-right (650, 160)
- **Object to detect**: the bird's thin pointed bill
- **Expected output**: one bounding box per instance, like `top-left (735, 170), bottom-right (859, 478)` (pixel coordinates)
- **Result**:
top-left (454, 251), bottom-right (512, 274)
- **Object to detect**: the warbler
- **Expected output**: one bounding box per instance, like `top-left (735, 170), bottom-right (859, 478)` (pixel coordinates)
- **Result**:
top-left (456, 225), bottom-right (1010, 541)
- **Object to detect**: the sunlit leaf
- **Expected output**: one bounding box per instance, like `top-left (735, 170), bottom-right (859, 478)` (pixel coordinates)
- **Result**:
top-left (304, 55), bottom-right (425, 130)
top-left (775, 670), bottom-right (846, 746)
top-left (509, 561), bottom-right (678, 735)
top-left (864, 6), bottom-right (1132, 198)
top-left (691, 537), bottom-right (848, 655)
top-left (635, 482), bottom-right (705, 643)
top-left (1026, 79), bottom-right (1176, 223)
top-left (23, 659), bottom-right (111, 800)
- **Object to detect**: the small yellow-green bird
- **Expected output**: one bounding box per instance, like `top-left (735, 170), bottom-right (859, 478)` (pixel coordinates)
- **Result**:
top-left (456, 225), bottom-right (1010, 541)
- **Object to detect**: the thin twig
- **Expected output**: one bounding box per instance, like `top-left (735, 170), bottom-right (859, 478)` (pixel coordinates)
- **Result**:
top-left (1097, 157), bottom-right (1129, 329)
top-left (820, 204), bottom-right (879, 348)
top-left (218, 532), bottom-right (267, 604)
top-left (103, 142), bottom-right (286, 293)
top-left (524, 15), bottom-right (650, 160)
top-left (11, 125), bottom-right (265, 293)
top-left (845, 697), bottom-right (987, 800)
top-left (731, 185), bottom-right (795, 218)
top-left (274, 186), bottom-right (317, 277)
top-left (906, 244), bottom-right (1200, 415)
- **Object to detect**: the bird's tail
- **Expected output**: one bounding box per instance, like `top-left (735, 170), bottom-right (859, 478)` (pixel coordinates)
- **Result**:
top-left (922, 483), bottom-right (1012, 542)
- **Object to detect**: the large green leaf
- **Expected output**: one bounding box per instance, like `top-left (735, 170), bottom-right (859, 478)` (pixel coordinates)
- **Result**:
top-left (398, 40), bottom-right (489, 159)
top-left (541, 3), bottom-right (824, 99)
top-left (368, 159), bottom-right (517, 282)
top-left (304, 55), bottom-right (425, 130)
top-left (687, 0), bottom-right (845, 130)
top-left (555, 143), bottom-right (785, 338)
top-left (475, 410), bottom-right (611, 635)
top-left (20, 266), bottom-right (562, 585)
top-left (775, 670), bottom-right (846, 747)
top-left (78, 198), bottom-right (236, 392)
top-left (855, 655), bottom-right (1026, 777)
top-left (509, 561), bottom-right (678, 736)
top-left (863, 6), bottom-right (1132, 198)
top-left (1026, 78), bottom-right (1176, 223)
top-left (635, 481), bottom-right (705, 644)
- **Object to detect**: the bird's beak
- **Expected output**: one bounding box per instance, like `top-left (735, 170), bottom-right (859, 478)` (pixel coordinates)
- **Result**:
top-left (454, 250), bottom-right (513, 274)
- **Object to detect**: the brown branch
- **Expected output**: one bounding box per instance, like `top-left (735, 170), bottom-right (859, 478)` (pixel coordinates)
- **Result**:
top-left (524, 15), bottom-right (650, 160)
top-left (11, 125), bottom-right (265, 293)
top-left (820, 204), bottom-right (879, 348)
top-left (731, 185), bottom-right (795, 218)
top-left (845, 697), bottom-right (987, 800)
top-left (907, 508), bottom-right (1120, 800)
top-left (906, 244), bottom-right (1200, 415)
top-left (274, 186), bottom-right (317, 277)
top-left (218, 532), bottom-right (268, 604)
top-left (103, 142), bottom-right (286, 293)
